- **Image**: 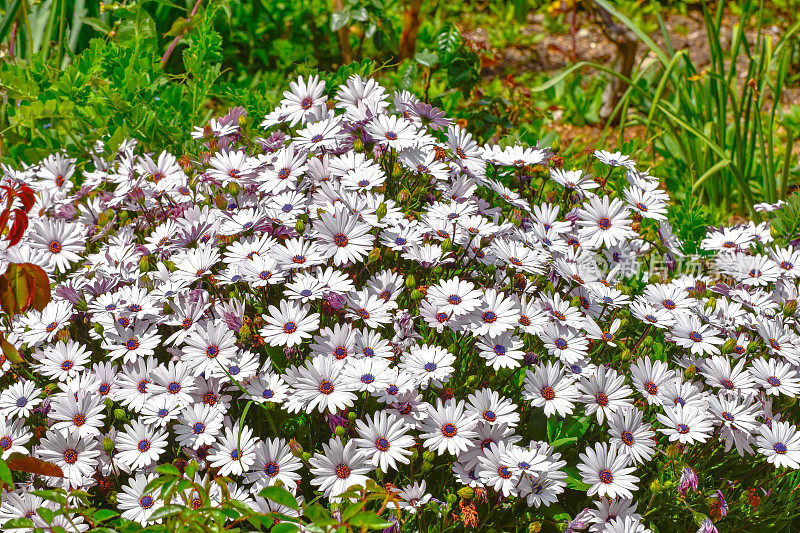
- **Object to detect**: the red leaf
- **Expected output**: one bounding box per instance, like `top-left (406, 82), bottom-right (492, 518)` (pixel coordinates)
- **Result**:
top-left (0, 332), bottom-right (21, 364)
top-left (6, 453), bottom-right (64, 478)
top-left (4, 264), bottom-right (32, 313)
top-left (5, 211), bottom-right (28, 247)
top-left (16, 184), bottom-right (35, 213)
top-left (18, 263), bottom-right (50, 312)
top-left (0, 276), bottom-right (18, 318)
top-left (0, 208), bottom-right (10, 236)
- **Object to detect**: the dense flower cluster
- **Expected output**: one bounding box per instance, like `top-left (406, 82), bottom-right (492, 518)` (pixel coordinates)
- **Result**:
top-left (0, 74), bottom-right (798, 532)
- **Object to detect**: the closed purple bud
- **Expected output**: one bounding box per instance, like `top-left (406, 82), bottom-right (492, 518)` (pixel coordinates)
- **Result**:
top-left (324, 292), bottom-right (346, 310)
top-left (523, 351), bottom-right (539, 366)
top-left (697, 518), bottom-right (718, 533)
top-left (678, 467), bottom-right (698, 496)
top-left (716, 490), bottom-right (728, 517)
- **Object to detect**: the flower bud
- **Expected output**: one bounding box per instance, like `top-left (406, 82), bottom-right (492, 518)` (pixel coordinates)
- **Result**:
top-left (405, 276), bottom-right (416, 291)
top-left (289, 439), bottom-right (303, 456)
top-left (348, 412), bottom-right (357, 421)
top-left (721, 338), bottom-right (736, 354)
top-left (666, 443), bottom-right (682, 460)
top-left (423, 451), bottom-right (435, 462)
top-left (94, 323), bottom-right (104, 336)
top-left (684, 365), bottom-right (696, 380)
top-left (368, 248), bottom-right (381, 263)
top-left (441, 238), bottom-right (452, 253)
top-left (392, 164), bottom-right (403, 180)
top-left (114, 409), bottom-right (127, 421)
top-left (420, 462), bottom-right (432, 474)
top-left (457, 487), bottom-right (475, 500)
top-left (138, 256), bottom-right (150, 273)
top-left (239, 324), bottom-right (250, 337)
top-left (103, 437), bottom-right (115, 453)
top-left (295, 219), bottom-right (305, 234)
top-left (302, 452), bottom-right (311, 461)
top-left (784, 300), bottom-right (797, 317)
top-left (446, 493), bottom-right (457, 505)
top-left (411, 289), bottom-right (423, 301)
top-left (376, 202), bottom-right (387, 221)
top-left (354, 137), bottom-right (365, 152)
top-left (334, 425), bottom-right (346, 437)
top-left (227, 182), bottom-right (240, 197)
top-left (650, 479), bottom-right (663, 493)
top-left (433, 265), bottom-right (443, 277)
top-left (237, 115), bottom-right (247, 129)
top-left (705, 297), bottom-right (716, 312)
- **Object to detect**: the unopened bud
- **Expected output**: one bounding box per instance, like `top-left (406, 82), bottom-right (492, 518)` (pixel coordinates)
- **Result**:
top-left (289, 439), bottom-right (303, 456)
top-left (114, 409), bottom-right (127, 421)
top-left (347, 412), bottom-right (357, 421)
top-left (138, 256), bottom-right (150, 273)
top-left (441, 238), bottom-right (452, 253)
top-left (420, 462), bottom-right (432, 474)
top-left (354, 137), bottom-right (365, 152)
top-left (684, 365), bottom-right (696, 380)
top-left (392, 164), bottom-right (403, 180)
top-left (376, 203), bottom-right (387, 221)
top-left (103, 437), bottom-right (115, 453)
top-left (237, 115), bottom-right (247, 129)
top-left (457, 487), bottom-right (475, 500)
top-left (423, 451), bottom-right (435, 462)
top-left (368, 248), bottom-right (381, 263)
top-left (411, 289), bottom-right (423, 301)
top-left (721, 338), bottom-right (736, 355)
top-left (784, 300), bottom-right (797, 317)
top-left (405, 275), bottom-right (416, 291)
top-left (334, 426), bottom-right (346, 437)
top-left (295, 219), bottom-right (305, 234)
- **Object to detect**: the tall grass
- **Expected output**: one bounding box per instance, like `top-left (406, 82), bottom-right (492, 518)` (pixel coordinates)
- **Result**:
top-left (534, 0), bottom-right (800, 220)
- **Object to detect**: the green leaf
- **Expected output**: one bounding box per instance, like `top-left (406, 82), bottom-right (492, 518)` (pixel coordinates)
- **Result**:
top-left (93, 509), bottom-right (120, 522)
top-left (0, 458), bottom-right (13, 486)
top-left (156, 464), bottom-right (182, 477)
top-left (258, 486), bottom-right (299, 511)
top-left (331, 9), bottom-right (350, 32)
top-left (148, 504), bottom-right (185, 521)
top-left (350, 511), bottom-right (393, 529)
top-left (38, 507), bottom-right (53, 525)
top-left (549, 436), bottom-right (578, 448)
top-left (270, 523), bottom-right (301, 533)
top-left (546, 418), bottom-right (561, 443)
top-left (414, 51), bottom-right (439, 68)
top-left (563, 466), bottom-right (591, 491)
top-left (4, 518), bottom-right (35, 529)
top-left (0, 0), bottom-right (22, 43)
